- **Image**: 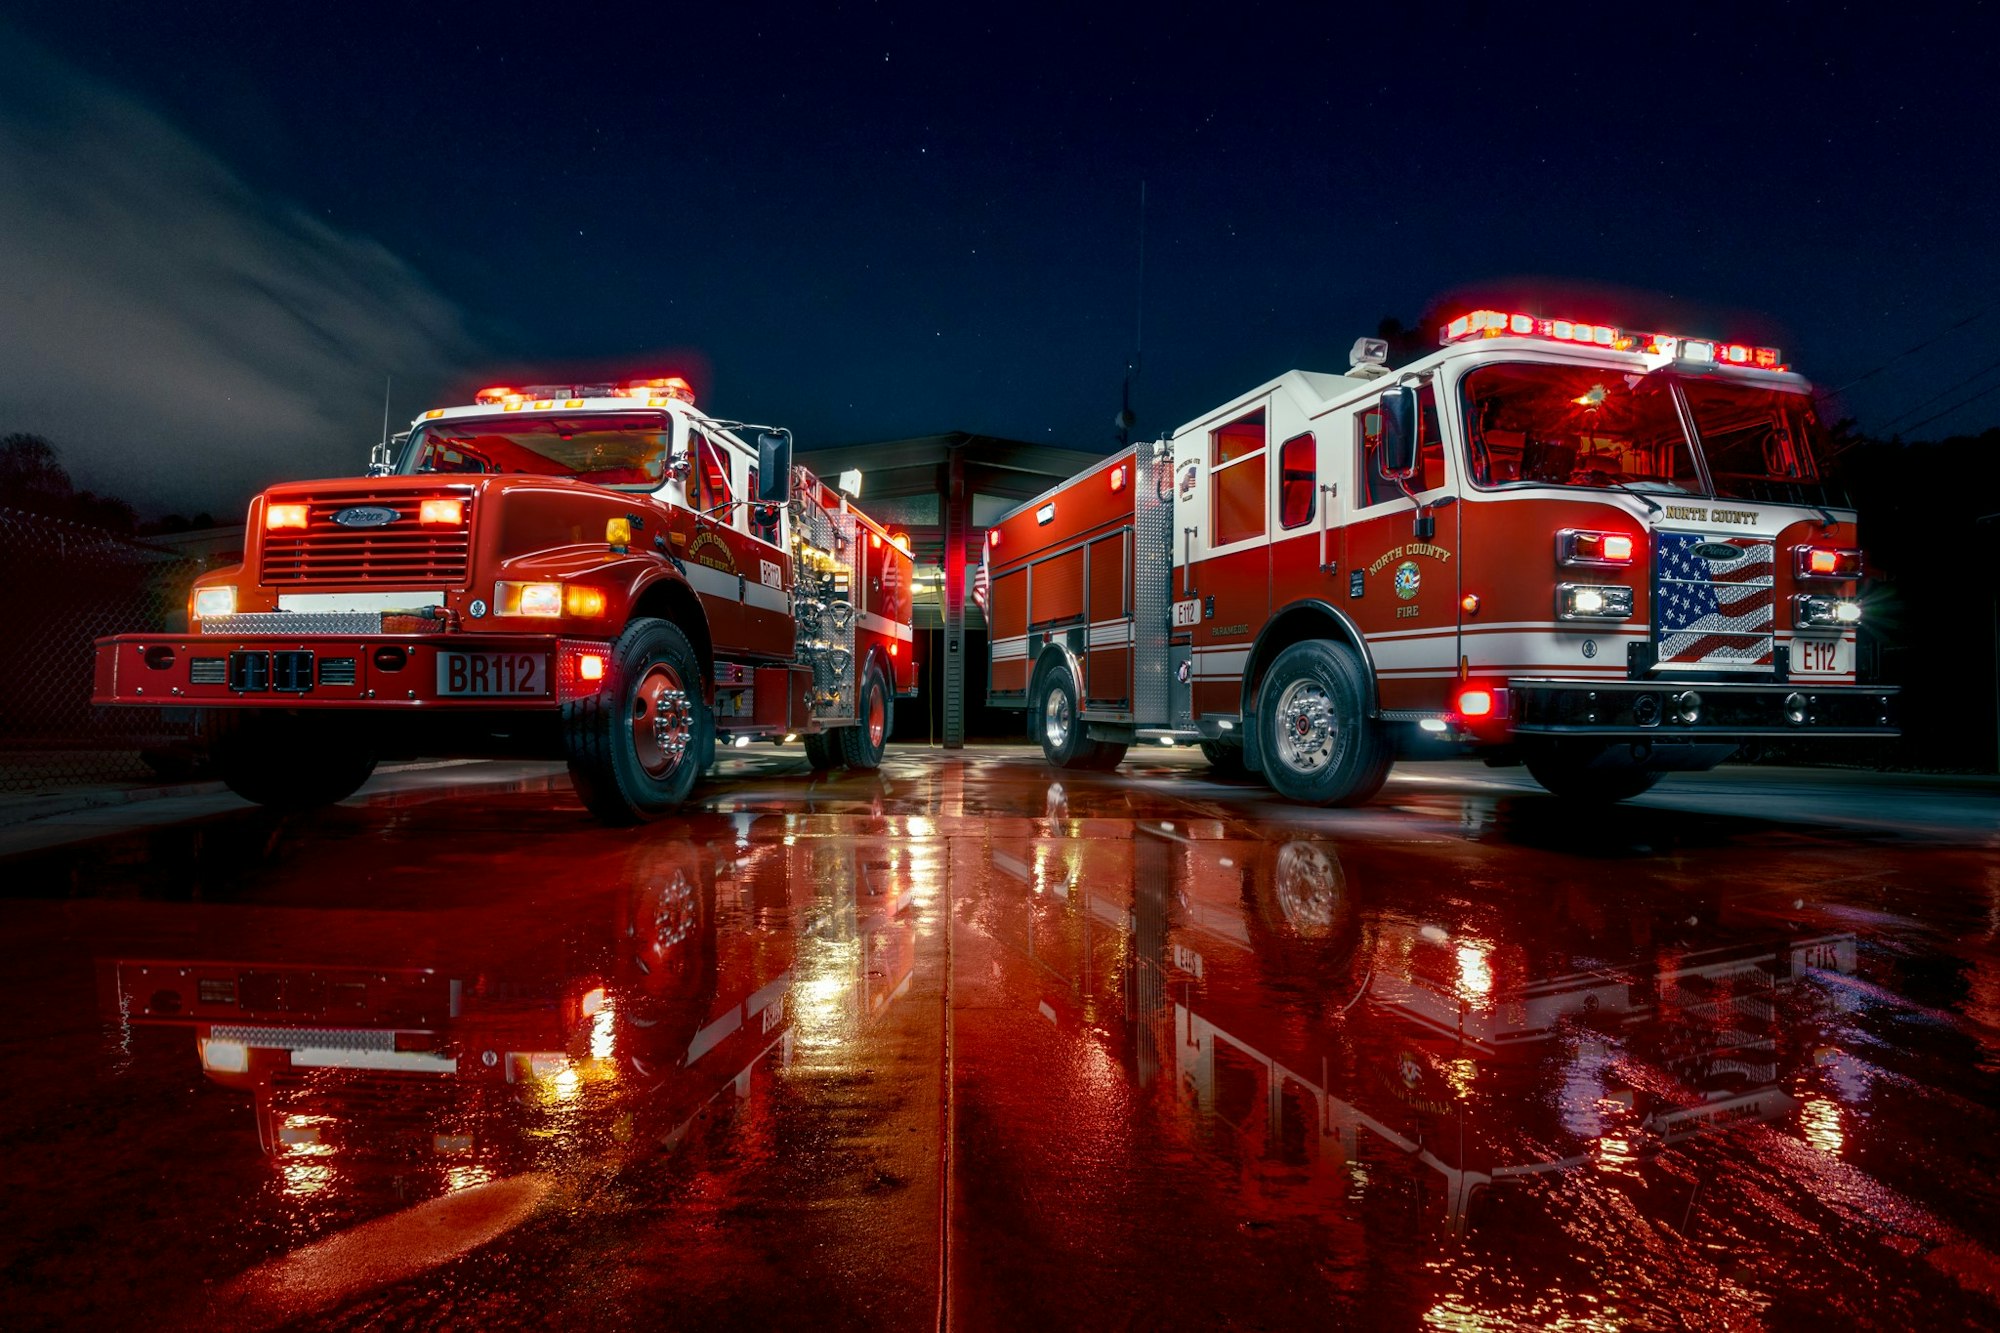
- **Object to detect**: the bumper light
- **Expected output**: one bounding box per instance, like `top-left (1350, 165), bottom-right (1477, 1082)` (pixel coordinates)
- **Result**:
top-left (193, 586), bottom-right (237, 619)
top-left (200, 1037), bottom-right (249, 1073)
top-left (1557, 583), bottom-right (1633, 620)
top-left (1793, 594), bottom-right (1862, 627)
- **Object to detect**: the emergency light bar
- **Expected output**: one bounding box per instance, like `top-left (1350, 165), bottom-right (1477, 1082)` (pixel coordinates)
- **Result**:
top-left (1440, 309), bottom-right (1782, 370)
top-left (469, 377), bottom-right (696, 407)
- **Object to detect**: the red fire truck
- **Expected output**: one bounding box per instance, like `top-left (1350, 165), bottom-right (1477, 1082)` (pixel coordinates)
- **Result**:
top-left (985, 312), bottom-right (1896, 803)
top-left (92, 377), bottom-right (916, 822)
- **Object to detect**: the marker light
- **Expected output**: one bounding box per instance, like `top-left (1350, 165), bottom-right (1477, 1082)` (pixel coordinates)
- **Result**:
top-left (497, 581), bottom-right (563, 617)
top-left (564, 585), bottom-right (607, 618)
top-left (193, 586), bottom-right (236, 619)
top-left (424, 408), bottom-right (446, 419)
top-left (1796, 546), bottom-right (1863, 579)
top-left (889, 643), bottom-right (900, 658)
top-left (578, 653), bottom-right (606, 681)
top-left (266, 503), bottom-right (309, 530)
top-left (870, 532), bottom-right (883, 549)
top-left (989, 529), bottom-right (1002, 548)
top-left (1419, 717), bottom-right (1449, 733)
top-left (1559, 529), bottom-right (1637, 566)
top-left (1461, 593), bottom-right (1481, 615)
top-left (419, 498), bottom-right (464, 525)
top-left (1558, 583), bottom-right (1634, 620)
top-left (891, 533), bottom-right (911, 553)
top-left (1111, 465), bottom-right (1126, 492)
top-left (605, 516), bottom-right (632, 547)
top-left (1455, 687), bottom-right (1494, 717)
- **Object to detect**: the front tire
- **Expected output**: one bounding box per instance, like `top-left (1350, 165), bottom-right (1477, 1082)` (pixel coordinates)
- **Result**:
top-left (1255, 640), bottom-right (1391, 806)
top-left (565, 617), bottom-right (711, 824)
top-left (1199, 739), bottom-right (1248, 777)
top-left (1524, 745), bottom-right (1665, 802)
top-left (1031, 660), bottom-right (1126, 771)
top-left (839, 661), bottom-right (892, 770)
top-left (802, 731), bottom-right (840, 770)
top-left (208, 711), bottom-right (377, 810)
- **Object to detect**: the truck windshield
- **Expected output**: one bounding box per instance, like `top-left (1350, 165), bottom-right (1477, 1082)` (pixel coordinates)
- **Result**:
top-left (1462, 363), bottom-right (1699, 492)
top-left (400, 412), bottom-right (672, 491)
top-left (1680, 378), bottom-right (1841, 506)
top-left (1460, 364), bottom-right (1842, 505)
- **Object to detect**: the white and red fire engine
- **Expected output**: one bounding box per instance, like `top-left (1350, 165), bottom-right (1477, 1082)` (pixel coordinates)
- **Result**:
top-left (985, 312), bottom-right (1896, 803)
top-left (93, 377), bottom-right (917, 822)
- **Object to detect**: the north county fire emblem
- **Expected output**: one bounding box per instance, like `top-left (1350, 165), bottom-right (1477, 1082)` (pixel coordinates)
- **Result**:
top-left (1394, 560), bottom-right (1421, 600)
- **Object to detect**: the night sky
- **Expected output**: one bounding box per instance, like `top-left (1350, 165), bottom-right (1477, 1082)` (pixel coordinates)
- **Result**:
top-left (4, 2), bottom-right (1998, 514)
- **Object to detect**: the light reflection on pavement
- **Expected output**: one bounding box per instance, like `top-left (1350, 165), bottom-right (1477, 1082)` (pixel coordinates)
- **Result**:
top-left (0, 749), bottom-right (1994, 1329)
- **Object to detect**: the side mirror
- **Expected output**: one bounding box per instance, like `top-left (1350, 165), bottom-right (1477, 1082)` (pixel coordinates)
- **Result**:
top-left (1377, 386), bottom-right (1420, 482)
top-left (756, 430), bottom-right (793, 503)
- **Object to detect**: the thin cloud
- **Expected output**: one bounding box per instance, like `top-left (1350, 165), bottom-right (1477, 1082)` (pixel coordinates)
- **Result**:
top-left (0, 40), bottom-right (482, 515)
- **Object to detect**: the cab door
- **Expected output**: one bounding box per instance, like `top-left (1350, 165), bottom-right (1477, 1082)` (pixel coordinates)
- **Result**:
top-left (686, 431), bottom-right (791, 660)
top-left (1266, 421), bottom-right (1344, 627)
top-left (1340, 385), bottom-right (1461, 712)
top-left (1184, 402), bottom-right (1271, 718)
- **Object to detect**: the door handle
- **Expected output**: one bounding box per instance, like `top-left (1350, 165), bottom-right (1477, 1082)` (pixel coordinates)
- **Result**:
top-left (1182, 527), bottom-right (1197, 594)
top-left (1318, 483), bottom-right (1338, 572)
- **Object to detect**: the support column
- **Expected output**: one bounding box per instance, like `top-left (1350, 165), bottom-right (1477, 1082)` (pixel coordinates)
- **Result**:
top-left (941, 447), bottom-right (968, 749)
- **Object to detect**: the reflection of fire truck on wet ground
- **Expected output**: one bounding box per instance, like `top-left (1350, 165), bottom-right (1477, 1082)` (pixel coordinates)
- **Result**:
top-left (973, 830), bottom-right (1859, 1233)
top-left (92, 377), bottom-right (915, 822)
top-left (102, 837), bottom-right (920, 1180)
top-left (985, 314), bottom-right (1897, 804)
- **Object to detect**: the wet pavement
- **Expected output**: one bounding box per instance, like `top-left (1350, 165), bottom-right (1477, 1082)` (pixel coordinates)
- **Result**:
top-left (0, 747), bottom-right (1996, 1330)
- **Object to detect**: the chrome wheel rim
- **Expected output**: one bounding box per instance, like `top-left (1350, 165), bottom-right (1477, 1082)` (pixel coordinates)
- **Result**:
top-left (1273, 679), bottom-right (1338, 774)
top-left (632, 663), bottom-right (692, 779)
top-left (1043, 685), bottom-right (1073, 749)
top-left (868, 689), bottom-right (887, 748)
top-left (1273, 842), bottom-right (1343, 936)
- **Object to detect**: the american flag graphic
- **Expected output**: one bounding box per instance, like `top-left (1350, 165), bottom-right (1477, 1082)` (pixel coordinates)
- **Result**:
top-left (1655, 533), bottom-right (1775, 668)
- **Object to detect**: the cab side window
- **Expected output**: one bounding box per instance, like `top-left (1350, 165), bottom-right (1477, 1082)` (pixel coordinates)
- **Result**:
top-left (1277, 431), bottom-right (1316, 529)
top-left (1210, 408), bottom-right (1266, 546)
top-left (695, 433), bottom-right (734, 516)
top-left (746, 466), bottom-right (781, 543)
top-left (1358, 385), bottom-right (1443, 506)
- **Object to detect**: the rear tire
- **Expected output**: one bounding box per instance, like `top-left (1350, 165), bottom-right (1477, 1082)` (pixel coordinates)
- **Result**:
top-left (208, 711), bottom-right (377, 810)
top-left (1255, 640), bottom-right (1391, 806)
top-left (1031, 660), bottom-right (1126, 771)
top-left (839, 661), bottom-right (892, 770)
top-left (802, 731), bottom-right (840, 770)
top-left (1524, 745), bottom-right (1665, 802)
top-left (565, 617), bottom-right (711, 824)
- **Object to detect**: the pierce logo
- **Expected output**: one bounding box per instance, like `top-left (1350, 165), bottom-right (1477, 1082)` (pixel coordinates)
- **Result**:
top-left (332, 506), bottom-right (398, 528)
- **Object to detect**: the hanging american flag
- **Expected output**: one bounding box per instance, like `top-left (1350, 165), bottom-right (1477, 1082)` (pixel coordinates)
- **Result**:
top-left (1655, 533), bottom-right (1775, 668)
top-left (971, 540), bottom-right (990, 615)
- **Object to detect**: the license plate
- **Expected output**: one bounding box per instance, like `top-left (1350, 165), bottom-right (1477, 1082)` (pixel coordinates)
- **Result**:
top-left (436, 652), bottom-right (547, 696)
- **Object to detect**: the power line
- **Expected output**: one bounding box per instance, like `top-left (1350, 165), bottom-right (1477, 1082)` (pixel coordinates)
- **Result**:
top-left (1896, 377), bottom-right (2000, 438)
top-left (1825, 304), bottom-right (1999, 394)
top-left (1876, 353), bottom-right (2000, 431)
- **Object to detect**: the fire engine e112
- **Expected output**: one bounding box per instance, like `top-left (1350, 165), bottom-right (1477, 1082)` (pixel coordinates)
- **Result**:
top-left (93, 377), bottom-right (916, 822)
top-left (984, 312), bottom-right (1896, 803)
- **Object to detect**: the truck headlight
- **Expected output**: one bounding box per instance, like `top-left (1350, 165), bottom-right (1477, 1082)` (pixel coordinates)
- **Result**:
top-left (1557, 583), bottom-right (1632, 620)
top-left (1793, 594), bottom-right (1861, 627)
top-left (193, 586), bottom-right (236, 620)
top-left (496, 581), bottom-right (563, 617)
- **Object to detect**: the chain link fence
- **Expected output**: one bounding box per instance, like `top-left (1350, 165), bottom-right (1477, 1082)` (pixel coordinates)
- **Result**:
top-left (0, 507), bottom-right (211, 792)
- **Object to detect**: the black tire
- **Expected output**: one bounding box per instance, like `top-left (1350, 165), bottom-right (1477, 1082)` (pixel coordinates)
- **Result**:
top-left (207, 711), bottom-right (377, 810)
top-left (802, 731), bottom-right (841, 770)
top-left (565, 617), bottom-right (711, 824)
top-left (1255, 639), bottom-right (1392, 806)
top-left (1524, 745), bottom-right (1665, 802)
top-left (839, 661), bottom-right (892, 770)
top-left (1030, 659), bottom-right (1126, 771)
top-left (1199, 739), bottom-right (1248, 776)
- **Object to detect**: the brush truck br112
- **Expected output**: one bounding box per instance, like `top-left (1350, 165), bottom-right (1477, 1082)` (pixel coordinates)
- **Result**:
top-left (93, 377), bottom-right (916, 822)
top-left (984, 312), bottom-right (1895, 804)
